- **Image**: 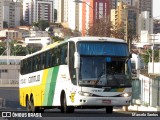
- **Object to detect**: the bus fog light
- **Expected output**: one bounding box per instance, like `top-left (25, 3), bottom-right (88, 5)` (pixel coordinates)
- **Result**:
top-left (78, 91), bottom-right (93, 96)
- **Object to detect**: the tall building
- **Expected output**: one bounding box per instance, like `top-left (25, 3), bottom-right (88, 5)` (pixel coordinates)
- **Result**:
top-left (0, 0), bottom-right (21, 29)
top-left (0, 1), bottom-right (3, 29)
top-left (136, 0), bottom-right (153, 18)
top-left (57, 0), bottom-right (80, 30)
top-left (68, 0), bottom-right (79, 30)
top-left (57, 0), bottom-right (69, 23)
top-left (3, 0), bottom-right (21, 28)
top-left (111, 0), bottom-right (135, 9)
top-left (23, 0), bottom-right (54, 25)
top-left (57, 0), bottom-right (64, 23)
top-left (81, 0), bottom-right (110, 36)
top-left (138, 11), bottom-right (153, 35)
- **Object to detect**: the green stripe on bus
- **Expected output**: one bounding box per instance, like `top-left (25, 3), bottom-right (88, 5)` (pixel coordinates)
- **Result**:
top-left (43, 68), bottom-right (53, 106)
top-left (47, 66), bottom-right (59, 106)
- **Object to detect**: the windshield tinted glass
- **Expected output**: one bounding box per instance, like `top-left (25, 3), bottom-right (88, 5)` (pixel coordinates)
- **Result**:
top-left (78, 42), bottom-right (129, 56)
top-left (79, 56), bottom-right (131, 87)
top-left (77, 42), bottom-right (131, 87)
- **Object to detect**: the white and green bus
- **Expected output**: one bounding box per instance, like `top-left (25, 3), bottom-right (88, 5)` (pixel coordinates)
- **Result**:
top-left (19, 37), bottom-right (132, 113)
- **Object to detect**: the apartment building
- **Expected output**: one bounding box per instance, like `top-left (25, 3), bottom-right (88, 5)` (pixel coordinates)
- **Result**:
top-left (135, 0), bottom-right (153, 18)
top-left (111, 0), bottom-right (136, 9)
top-left (3, 0), bottom-right (21, 28)
top-left (81, 0), bottom-right (110, 36)
top-left (0, 1), bottom-right (4, 29)
top-left (23, 0), bottom-right (54, 25)
top-left (0, 0), bottom-right (21, 29)
top-left (138, 11), bottom-right (153, 35)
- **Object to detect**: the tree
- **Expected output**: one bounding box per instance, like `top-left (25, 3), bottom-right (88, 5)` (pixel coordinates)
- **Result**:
top-left (20, 19), bottom-right (28, 26)
top-left (88, 17), bottom-right (113, 37)
top-left (142, 49), bottom-right (159, 65)
top-left (61, 27), bottom-right (74, 37)
top-left (0, 42), bottom-right (6, 55)
top-left (32, 20), bottom-right (49, 31)
top-left (38, 20), bottom-right (49, 31)
top-left (51, 36), bottom-right (63, 42)
top-left (3, 21), bottom-right (8, 28)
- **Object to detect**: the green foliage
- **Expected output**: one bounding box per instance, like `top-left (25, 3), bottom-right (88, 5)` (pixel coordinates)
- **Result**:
top-left (0, 42), bottom-right (6, 55)
top-left (3, 21), bottom-right (8, 28)
top-left (51, 36), bottom-right (63, 42)
top-left (0, 40), bottom-right (29, 56)
top-left (142, 49), bottom-right (159, 65)
top-left (32, 20), bottom-right (49, 31)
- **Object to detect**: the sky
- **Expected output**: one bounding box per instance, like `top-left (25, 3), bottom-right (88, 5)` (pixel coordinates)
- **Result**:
top-left (153, 0), bottom-right (160, 19)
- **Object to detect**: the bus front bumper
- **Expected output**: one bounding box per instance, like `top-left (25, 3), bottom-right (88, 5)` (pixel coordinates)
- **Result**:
top-left (73, 96), bottom-right (131, 107)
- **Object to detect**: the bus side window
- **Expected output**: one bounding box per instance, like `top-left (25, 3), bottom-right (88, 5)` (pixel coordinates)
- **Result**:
top-left (33, 56), bottom-right (36, 72)
top-left (20, 60), bottom-right (23, 74)
top-left (56, 47), bottom-right (61, 66)
top-left (69, 42), bottom-right (76, 85)
top-left (46, 51), bottom-right (49, 68)
top-left (25, 59), bottom-right (28, 74)
top-left (48, 50), bottom-right (52, 68)
top-left (61, 44), bottom-right (67, 65)
top-left (41, 53), bottom-right (44, 69)
top-left (28, 57), bottom-right (33, 73)
top-left (37, 55), bottom-right (41, 71)
top-left (53, 48), bottom-right (57, 66)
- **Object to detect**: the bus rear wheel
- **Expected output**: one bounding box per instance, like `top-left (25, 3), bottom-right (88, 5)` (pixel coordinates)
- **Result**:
top-left (61, 93), bottom-right (74, 113)
top-left (106, 106), bottom-right (113, 114)
top-left (26, 96), bottom-right (41, 113)
top-left (26, 98), bottom-right (32, 112)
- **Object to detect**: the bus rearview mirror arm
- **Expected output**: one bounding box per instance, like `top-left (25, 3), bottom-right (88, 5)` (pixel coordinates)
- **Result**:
top-left (74, 52), bottom-right (80, 69)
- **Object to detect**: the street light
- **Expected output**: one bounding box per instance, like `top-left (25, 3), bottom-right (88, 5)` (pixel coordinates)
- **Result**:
top-left (150, 34), bottom-right (158, 74)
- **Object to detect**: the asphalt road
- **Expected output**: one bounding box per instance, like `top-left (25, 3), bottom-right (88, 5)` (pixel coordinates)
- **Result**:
top-left (0, 87), bottom-right (159, 120)
top-left (0, 87), bottom-right (21, 110)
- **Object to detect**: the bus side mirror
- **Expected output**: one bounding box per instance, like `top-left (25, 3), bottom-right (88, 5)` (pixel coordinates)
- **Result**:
top-left (129, 53), bottom-right (132, 58)
top-left (74, 52), bottom-right (80, 69)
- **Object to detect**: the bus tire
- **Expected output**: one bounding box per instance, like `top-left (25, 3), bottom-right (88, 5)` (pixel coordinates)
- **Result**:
top-left (61, 93), bottom-right (74, 113)
top-left (26, 98), bottom-right (32, 112)
top-left (106, 106), bottom-right (113, 114)
top-left (30, 96), bottom-right (36, 113)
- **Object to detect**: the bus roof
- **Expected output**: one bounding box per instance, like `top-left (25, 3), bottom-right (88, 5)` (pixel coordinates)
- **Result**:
top-left (21, 37), bottom-right (126, 60)
top-left (67, 37), bottom-right (126, 43)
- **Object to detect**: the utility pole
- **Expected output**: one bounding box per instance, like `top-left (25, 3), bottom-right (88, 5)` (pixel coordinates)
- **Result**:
top-left (124, 5), bottom-right (129, 51)
top-left (150, 34), bottom-right (158, 74)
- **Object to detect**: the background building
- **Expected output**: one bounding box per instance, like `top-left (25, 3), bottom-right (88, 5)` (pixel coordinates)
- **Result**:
top-left (135, 0), bottom-right (153, 18)
top-left (81, 0), bottom-right (110, 36)
top-left (111, 0), bottom-right (136, 9)
top-left (138, 11), bottom-right (153, 35)
top-left (23, 0), bottom-right (54, 25)
top-left (3, 0), bottom-right (21, 28)
top-left (0, 1), bottom-right (4, 29)
top-left (0, 0), bottom-right (21, 29)
top-left (68, 0), bottom-right (79, 31)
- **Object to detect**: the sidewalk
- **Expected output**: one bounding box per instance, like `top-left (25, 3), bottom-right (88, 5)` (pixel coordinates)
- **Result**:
top-left (128, 105), bottom-right (159, 111)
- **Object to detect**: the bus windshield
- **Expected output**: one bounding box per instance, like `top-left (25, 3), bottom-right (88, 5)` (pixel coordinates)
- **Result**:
top-left (77, 42), bottom-right (131, 88)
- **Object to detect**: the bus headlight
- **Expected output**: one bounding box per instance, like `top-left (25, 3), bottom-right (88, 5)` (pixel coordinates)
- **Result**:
top-left (121, 93), bottom-right (131, 97)
top-left (78, 91), bottom-right (93, 97)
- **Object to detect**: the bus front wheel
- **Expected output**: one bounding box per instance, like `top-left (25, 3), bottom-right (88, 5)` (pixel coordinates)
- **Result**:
top-left (61, 93), bottom-right (74, 113)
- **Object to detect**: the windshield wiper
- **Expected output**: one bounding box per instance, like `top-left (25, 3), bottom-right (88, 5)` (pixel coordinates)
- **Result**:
top-left (94, 71), bottom-right (104, 85)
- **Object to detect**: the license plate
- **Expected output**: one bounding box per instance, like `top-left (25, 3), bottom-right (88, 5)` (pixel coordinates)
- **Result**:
top-left (102, 100), bottom-right (111, 104)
